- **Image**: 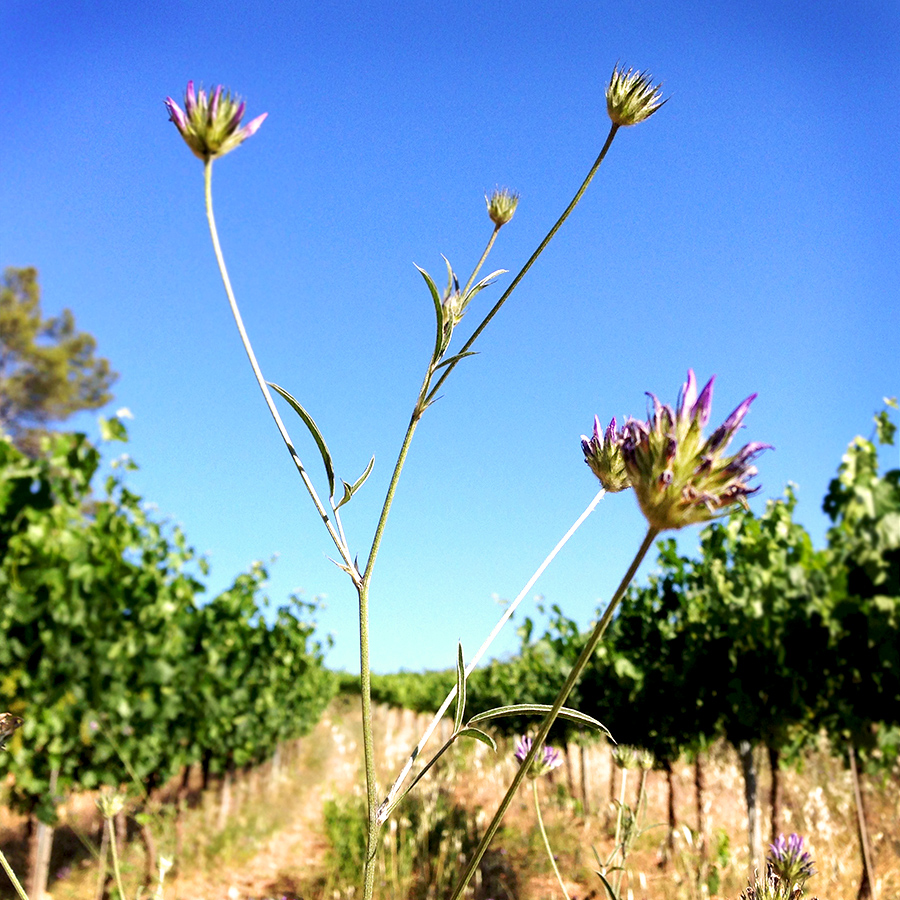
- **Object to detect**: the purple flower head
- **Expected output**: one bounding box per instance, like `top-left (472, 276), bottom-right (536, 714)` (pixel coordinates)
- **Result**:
top-left (767, 833), bottom-right (815, 889)
top-left (165, 81), bottom-right (268, 162)
top-left (514, 735), bottom-right (563, 779)
top-left (619, 369), bottom-right (772, 531)
top-left (581, 415), bottom-right (631, 493)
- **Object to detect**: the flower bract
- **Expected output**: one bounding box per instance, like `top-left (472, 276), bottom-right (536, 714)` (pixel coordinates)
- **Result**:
top-left (606, 64), bottom-right (667, 127)
top-left (620, 369), bottom-right (770, 531)
top-left (165, 81), bottom-right (267, 162)
top-left (582, 415), bottom-right (631, 492)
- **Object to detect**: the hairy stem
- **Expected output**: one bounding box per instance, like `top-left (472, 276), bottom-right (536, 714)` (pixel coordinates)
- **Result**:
top-left (0, 849), bottom-right (29, 900)
top-left (449, 525), bottom-right (659, 900)
top-left (203, 161), bottom-right (357, 581)
top-left (379, 488), bottom-right (605, 823)
top-left (426, 123), bottom-right (620, 406)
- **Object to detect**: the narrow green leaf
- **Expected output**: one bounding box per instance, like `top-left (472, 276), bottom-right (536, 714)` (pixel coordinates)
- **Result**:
top-left (434, 351), bottom-right (479, 371)
top-left (335, 455), bottom-right (375, 510)
top-left (415, 264), bottom-right (446, 365)
top-left (269, 383), bottom-right (335, 498)
top-left (454, 642), bottom-right (466, 732)
top-left (466, 704), bottom-right (610, 737)
top-left (457, 727), bottom-right (497, 751)
top-left (595, 871), bottom-right (620, 900)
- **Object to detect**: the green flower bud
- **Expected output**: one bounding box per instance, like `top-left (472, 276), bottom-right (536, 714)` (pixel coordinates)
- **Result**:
top-left (485, 188), bottom-right (519, 227)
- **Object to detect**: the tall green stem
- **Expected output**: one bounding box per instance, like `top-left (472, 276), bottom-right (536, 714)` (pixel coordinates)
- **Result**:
top-left (449, 525), bottom-right (659, 900)
top-left (533, 778), bottom-right (569, 900)
top-left (203, 161), bottom-right (358, 582)
top-left (426, 123), bottom-right (620, 406)
top-left (0, 850), bottom-right (29, 900)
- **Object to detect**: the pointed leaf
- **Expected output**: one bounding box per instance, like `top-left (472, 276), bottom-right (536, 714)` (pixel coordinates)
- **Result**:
top-left (416, 264), bottom-right (447, 364)
top-left (434, 350), bottom-right (479, 371)
top-left (454, 642), bottom-right (466, 732)
top-left (457, 727), bottom-right (496, 751)
top-left (269, 383), bottom-right (336, 497)
top-left (335, 455), bottom-right (375, 510)
top-left (467, 704), bottom-right (610, 737)
top-left (595, 871), bottom-right (619, 900)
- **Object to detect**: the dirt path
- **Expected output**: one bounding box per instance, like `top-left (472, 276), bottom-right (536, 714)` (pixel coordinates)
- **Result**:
top-left (167, 701), bottom-right (430, 900)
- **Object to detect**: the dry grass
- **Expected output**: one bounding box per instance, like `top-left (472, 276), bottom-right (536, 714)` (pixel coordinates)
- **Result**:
top-left (1, 701), bottom-right (898, 900)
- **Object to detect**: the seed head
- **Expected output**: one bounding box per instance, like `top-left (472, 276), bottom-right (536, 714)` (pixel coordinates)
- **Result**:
top-left (582, 415), bottom-right (631, 493)
top-left (165, 81), bottom-right (267, 162)
top-left (606, 64), bottom-right (667, 127)
top-left (486, 188), bottom-right (519, 228)
top-left (621, 369), bottom-right (770, 531)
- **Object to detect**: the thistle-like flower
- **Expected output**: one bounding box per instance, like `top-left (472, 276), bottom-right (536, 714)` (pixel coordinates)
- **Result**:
top-left (768, 834), bottom-right (816, 890)
top-left (486, 188), bottom-right (519, 228)
top-left (165, 81), bottom-right (267, 162)
top-left (514, 735), bottom-right (563, 779)
top-left (606, 65), bottom-right (667, 127)
top-left (582, 415), bottom-right (631, 493)
top-left (621, 370), bottom-right (770, 531)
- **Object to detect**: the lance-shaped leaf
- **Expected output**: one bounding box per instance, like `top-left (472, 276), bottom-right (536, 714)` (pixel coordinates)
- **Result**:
top-left (335, 455), bottom-right (375, 511)
top-left (456, 726), bottom-right (496, 751)
top-left (467, 703), bottom-right (610, 738)
top-left (416, 264), bottom-right (449, 365)
top-left (454, 642), bottom-right (466, 733)
top-left (269, 382), bottom-right (336, 498)
top-left (457, 268), bottom-right (506, 316)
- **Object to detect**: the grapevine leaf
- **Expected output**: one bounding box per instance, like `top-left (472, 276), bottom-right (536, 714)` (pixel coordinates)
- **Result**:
top-left (269, 382), bottom-right (336, 498)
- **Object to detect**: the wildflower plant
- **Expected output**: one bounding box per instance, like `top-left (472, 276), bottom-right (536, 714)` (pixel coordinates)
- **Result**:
top-left (738, 834), bottom-right (818, 899)
top-left (163, 61), bottom-right (766, 900)
top-left (514, 735), bottom-right (568, 900)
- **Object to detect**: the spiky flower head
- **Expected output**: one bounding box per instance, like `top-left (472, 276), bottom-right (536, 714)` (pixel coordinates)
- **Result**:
top-left (606, 65), bottom-right (667, 127)
top-left (486, 188), bottom-right (519, 228)
top-left (165, 81), bottom-right (267, 162)
top-left (96, 792), bottom-right (126, 819)
top-left (582, 416), bottom-right (631, 493)
top-left (612, 744), bottom-right (640, 770)
top-left (768, 834), bottom-right (815, 890)
top-left (621, 370), bottom-right (770, 532)
top-left (514, 735), bottom-right (563, 779)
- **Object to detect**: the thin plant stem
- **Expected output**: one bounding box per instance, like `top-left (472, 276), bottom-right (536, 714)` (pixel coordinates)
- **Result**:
top-left (0, 849), bottom-right (29, 900)
top-left (106, 816), bottom-right (127, 900)
top-left (426, 123), bottom-right (620, 406)
top-left (532, 778), bottom-right (569, 900)
top-left (202, 161), bottom-right (358, 583)
top-left (613, 768), bottom-right (629, 896)
top-left (449, 525), bottom-right (659, 900)
top-left (462, 226), bottom-right (501, 297)
top-left (358, 578), bottom-right (380, 900)
top-left (379, 488), bottom-right (606, 822)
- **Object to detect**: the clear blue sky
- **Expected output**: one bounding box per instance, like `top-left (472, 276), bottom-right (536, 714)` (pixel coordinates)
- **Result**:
top-left (2, 0), bottom-right (898, 673)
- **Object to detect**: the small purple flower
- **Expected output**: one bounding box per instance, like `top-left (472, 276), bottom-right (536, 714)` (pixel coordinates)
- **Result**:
top-left (768, 833), bottom-right (815, 888)
top-left (165, 81), bottom-right (267, 162)
top-left (618, 369), bottom-right (771, 531)
top-left (514, 735), bottom-right (563, 779)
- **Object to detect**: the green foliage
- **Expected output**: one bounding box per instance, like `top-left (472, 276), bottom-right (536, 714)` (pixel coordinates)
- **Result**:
top-left (820, 400), bottom-right (900, 759)
top-left (0, 421), bottom-right (335, 820)
top-left (0, 267), bottom-right (117, 452)
top-left (323, 784), bottom-right (481, 900)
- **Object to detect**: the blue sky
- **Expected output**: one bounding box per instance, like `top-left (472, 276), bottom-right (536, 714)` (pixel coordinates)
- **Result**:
top-left (2, 0), bottom-right (898, 674)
